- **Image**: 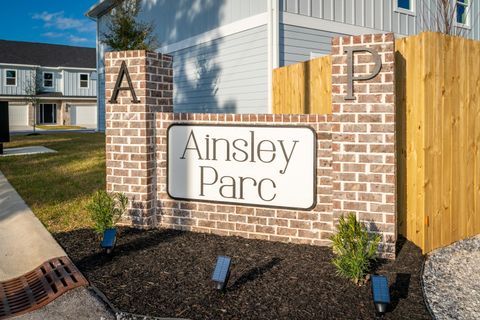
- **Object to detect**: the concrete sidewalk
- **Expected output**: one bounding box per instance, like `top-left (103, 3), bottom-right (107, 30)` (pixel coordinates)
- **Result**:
top-left (0, 170), bottom-right (66, 281)
top-left (0, 171), bottom-right (187, 319)
top-left (0, 171), bottom-right (120, 319)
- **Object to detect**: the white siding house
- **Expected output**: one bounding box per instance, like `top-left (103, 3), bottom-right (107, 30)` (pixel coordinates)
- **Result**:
top-left (0, 40), bottom-right (98, 130)
top-left (87, 0), bottom-right (480, 132)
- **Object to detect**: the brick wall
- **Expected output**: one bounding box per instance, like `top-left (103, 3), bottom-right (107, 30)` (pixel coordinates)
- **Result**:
top-left (105, 50), bottom-right (173, 226)
top-left (331, 34), bottom-right (396, 255)
top-left (155, 113), bottom-right (334, 246)
top-left (105, 33), bottom-right (397, 258)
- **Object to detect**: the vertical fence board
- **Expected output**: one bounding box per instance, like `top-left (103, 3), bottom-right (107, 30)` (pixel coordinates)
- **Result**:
top-left (440, 35), bottom-right (452, 248)
top-left (395, 42), bottom-right (407, 239)
top-left (424, 32), bottom-right (438, 253)
top-left (396, 34), bottom-right (425, 250)
top-left (473, 42), bottom-right (480, 238)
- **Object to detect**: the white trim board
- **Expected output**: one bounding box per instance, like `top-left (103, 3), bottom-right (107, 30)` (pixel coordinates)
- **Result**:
top-left (159, 13), bottom-right (269, 54)
top-left (281, 12), bottom-right (406, 37)
top-left (267, 0), bottom-right (280, 113)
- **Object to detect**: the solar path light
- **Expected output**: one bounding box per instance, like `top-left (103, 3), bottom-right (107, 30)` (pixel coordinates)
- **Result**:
top-left (101, 228), bottom-right (117, 254)
top-left (212, 256), bottom-right (231, 291)
top-left (371, 275), bottom-right (390, 315)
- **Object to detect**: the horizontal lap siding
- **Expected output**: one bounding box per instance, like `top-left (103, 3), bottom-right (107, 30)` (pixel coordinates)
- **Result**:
top-left (280, 24), bottom-right (344, 66)
top-left (171, 25), bottom-right (268, 114)
top-left (97, 0), bottom-right (268, 131)
top-left (140, 0), bottom-right (267, 44)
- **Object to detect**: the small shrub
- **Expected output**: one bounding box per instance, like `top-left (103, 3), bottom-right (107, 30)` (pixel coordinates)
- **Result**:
top-left (87, 190), bottom-right (128, 235)
top-left (331, 213), bottom-right (381, 285)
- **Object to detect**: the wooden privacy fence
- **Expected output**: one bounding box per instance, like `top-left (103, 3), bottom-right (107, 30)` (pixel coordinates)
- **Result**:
top-left (272, 32), bottom-right (480, 253)
top-left (396, 32), bottom-right (480, 253)
top-left (272, 55), bottom-right (332, 114)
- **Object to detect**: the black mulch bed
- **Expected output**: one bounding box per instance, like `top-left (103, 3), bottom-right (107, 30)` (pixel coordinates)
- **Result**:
top-left (54, 228), bottom-right (431, 320)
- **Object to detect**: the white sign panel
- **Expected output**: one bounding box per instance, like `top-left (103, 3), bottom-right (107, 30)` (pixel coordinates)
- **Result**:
top-left (167, 124), bottom-right (316, 210)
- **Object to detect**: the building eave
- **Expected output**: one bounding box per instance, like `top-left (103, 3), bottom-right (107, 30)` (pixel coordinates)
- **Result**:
top-left (0, 63), bottom-right (96, 71)
top-left (85, 0), bottom-right (117, 19)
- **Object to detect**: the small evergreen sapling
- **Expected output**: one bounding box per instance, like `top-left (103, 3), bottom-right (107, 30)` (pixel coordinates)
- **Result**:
top-left (101, 0), bottom-right (158, 51)
top-left (331, 213), bottom-right (381, 285)
top-left (87, 190), bottom-right (128, 235)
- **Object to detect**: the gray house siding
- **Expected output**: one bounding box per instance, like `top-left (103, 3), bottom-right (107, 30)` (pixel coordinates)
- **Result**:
top-left (0, 66), bottom-right (96, 97)
top-left (97, 0), bottom-right (269, 130)
top-left (63, 70), bottom-right (97, 97)
top-left (281, 0), bottom-right (412, 34)
top-left (171, 25), bottom-right (268, 114)
top-left (281, 0), bottom-right (480, 40)
top-left (280, 24), bottom-right (345, 66)
top-left (139, 0), bottom-right (267, 45)
top-left (38, 68), bottom-right (62, 93)
top-left (0, 66), bottom-right (35, 96)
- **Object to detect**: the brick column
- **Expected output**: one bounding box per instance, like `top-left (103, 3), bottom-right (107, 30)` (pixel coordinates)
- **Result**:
top-left (105, 50), bottom-right (173, 226)
top-left (331, 34), bottom-right (396, 258)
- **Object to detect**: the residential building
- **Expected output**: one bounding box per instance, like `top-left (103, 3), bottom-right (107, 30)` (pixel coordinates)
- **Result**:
top-left (0, 40), bottom-right (98, 129)
top-left (87, 0), bottom-right (480, 131)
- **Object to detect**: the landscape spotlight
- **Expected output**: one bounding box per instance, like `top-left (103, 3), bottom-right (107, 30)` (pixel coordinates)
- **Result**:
top-left (371, 275), bottom-right (390, 314)
top-left (101, 228), bottom-right (117, 254)
top-left (212, 256), bottom-right (231, 291)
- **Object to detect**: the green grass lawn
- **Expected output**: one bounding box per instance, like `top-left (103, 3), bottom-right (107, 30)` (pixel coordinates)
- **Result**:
top-left (36, 125), bottom-right (86, 130)
top-left (0, 133), bottom-right (105, 233)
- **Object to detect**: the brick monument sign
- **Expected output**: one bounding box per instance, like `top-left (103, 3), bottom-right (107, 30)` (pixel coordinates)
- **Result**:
top-left (105, 33), bottom-right (397, 258)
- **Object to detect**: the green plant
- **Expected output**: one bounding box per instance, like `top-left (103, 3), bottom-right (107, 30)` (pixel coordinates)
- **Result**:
top-left (86, 190), bottom-right (128, 235)
top-left (331, 213), bottom-right (381, 285)
top-left (101, 0), bottom-right (158, 51)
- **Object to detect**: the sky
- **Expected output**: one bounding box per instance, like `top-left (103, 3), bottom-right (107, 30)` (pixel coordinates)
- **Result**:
top-left (0, 0), bottom-right (97, 48)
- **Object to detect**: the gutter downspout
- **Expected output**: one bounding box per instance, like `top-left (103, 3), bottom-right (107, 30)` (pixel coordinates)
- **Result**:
top-left (267, 0), bottom-right (279, 114)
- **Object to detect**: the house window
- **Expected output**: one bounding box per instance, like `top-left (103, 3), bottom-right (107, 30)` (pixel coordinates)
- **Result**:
top-left (456, 0), bottom-right (470, 25)
top-left (397, 0), bottom-right (414, 13)
top-left (5, 70), bottom-right (16, 86)
top-left (43, 72), bottom-right (53, 88)
top-left (80, 74), bottom-right (89, 88)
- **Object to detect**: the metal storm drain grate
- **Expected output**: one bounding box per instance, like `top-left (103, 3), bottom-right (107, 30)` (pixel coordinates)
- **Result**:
top-left (0, 256), bottom-right (88, 319)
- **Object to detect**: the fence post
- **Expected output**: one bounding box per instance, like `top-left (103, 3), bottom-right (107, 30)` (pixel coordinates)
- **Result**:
top-left (104, 50), bottom-right (173, 227)
top-left (331, 34), bottom-right (397, 258)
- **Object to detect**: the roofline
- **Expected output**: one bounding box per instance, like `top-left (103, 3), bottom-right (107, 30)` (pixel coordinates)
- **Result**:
top-left (0, 39), bottom-right (95, 50)
top-left (0, 63), bottom-right (96, 71)
top-left (86, 0), bottom-right (118, 19)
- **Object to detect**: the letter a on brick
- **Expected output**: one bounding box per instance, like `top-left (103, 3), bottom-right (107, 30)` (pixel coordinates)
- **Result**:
top-left (109, 60), bottom-right (141, 104)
